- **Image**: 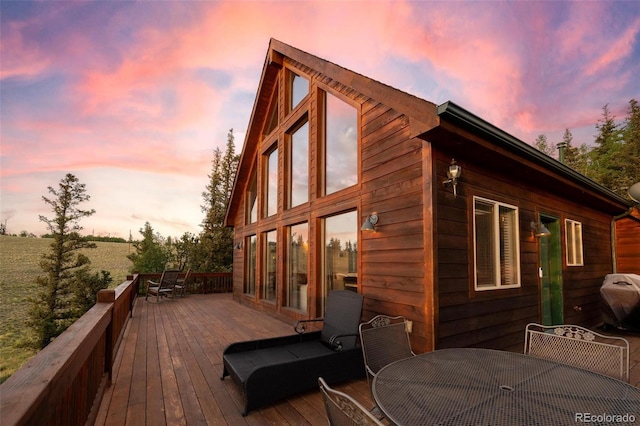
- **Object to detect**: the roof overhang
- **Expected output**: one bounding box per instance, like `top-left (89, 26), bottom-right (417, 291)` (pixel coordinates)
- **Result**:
top-left (420, 101), bottom-right (633, 214)
top-left (225, 40), bottom-right (631, 227)
top-left (225, 39), bottom-right (440, 226)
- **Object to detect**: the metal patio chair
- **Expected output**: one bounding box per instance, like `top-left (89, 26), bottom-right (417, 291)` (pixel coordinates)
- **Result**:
top-left (318, 377), bottom-right (384, 426)
top-left (359, 315), bottom-right (415, 386)
top-left (524, 322), bottom-right (629, 382)
top-left (359, 315), bottom-right (415, 419)
top-left (145, 269), bottom-right (179, 302)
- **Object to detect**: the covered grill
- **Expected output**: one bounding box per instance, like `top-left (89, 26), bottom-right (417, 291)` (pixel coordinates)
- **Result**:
top-left (601, 273), bottom-right (640, 331)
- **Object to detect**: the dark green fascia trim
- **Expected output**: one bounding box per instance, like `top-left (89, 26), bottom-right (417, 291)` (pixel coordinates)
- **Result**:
top-left (437, 101), bottom-right (633, 208)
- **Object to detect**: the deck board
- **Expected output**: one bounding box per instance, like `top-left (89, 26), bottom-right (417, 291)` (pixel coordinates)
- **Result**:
top-left (95, 293), bottom-right (640, 425)
top-left (95, 293), bottom-right (373, 425)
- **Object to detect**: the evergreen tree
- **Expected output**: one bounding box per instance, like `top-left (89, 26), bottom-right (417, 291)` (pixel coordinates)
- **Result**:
top-left (620, 99), bottom-right (640, 197)
top-left (127, 222), bottom-right (170, 273)
top-left (589, 104), bottom-right (625, 192)
top-left (197, 129), bottom-right (239, 272)
top-left (561, 129), bottom-right (591, 175)
top-left (71, 269), bottom-right (113, 316)
top-left (173, 232), bottom-right (199, 271)
top-left (545, 101), bottom-right (638, 199)
top-left (28, 174), bottom-right (97, 349)
top-left (534, 134), bottom-right (556, 158)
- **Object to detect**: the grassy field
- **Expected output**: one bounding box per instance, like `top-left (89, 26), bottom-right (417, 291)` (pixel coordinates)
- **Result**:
top-left (0, 236), bottom-right (132, 383)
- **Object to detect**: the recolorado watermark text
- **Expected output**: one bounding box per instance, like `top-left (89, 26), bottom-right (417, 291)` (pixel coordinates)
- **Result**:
top-left (575, 413), bottom-right (636, 423)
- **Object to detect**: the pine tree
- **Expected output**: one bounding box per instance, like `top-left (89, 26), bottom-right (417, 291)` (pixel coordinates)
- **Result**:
top-left (590, 104), bottom-right (625, 192)
top-left (620, 99), bottom-right (640, 197)
top-left (71, 269), bottom-right (113, 316)
top-left (28, 174), bottom-right (97, 349)
top-left (534, 134), bottom-right (556, 158)
top-left (561, 129), bottom-right (591, 175)
top-left (127, 222), bottom-right (170, 273)
top-left (173, 232), bottom-right (199, 271)
top-left (197, 129), bottom-right (239, 271)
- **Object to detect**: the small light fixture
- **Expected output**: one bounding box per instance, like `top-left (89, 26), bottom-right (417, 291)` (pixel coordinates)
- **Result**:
top-left (234, 242), bottom-right (243, 250)
top-left (361, 214), bottom-right (378, 232)
top-left (443, 158), bottom-right (462, 197)
top-left (530, 221), bottom-right (551, 238)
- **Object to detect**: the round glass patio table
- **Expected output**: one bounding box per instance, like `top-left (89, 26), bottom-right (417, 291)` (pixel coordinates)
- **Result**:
top-left (372, 348), bottom-right (640, 425)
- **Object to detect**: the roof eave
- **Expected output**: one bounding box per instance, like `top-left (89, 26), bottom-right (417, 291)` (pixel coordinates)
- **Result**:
top-left (436, 101), bottom-right (633, 208)
top-left (224, 40), bottom-right (282, 227)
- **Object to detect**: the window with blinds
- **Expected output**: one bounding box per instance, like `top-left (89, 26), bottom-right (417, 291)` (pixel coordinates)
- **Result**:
top-left (474, 197), bottom-right (521, 290)
top-left (565, 219), bottom-right (584, 266)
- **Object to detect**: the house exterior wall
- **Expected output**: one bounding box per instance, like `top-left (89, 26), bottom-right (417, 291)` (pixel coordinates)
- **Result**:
top-left (433, 148), bottom-right (617, 351)
top-left (228, 57), bottom-right (435, 352)
top-left (615, 210), bottom-right (640, 274)
top-left (226, 40), bottom-right (632, 356)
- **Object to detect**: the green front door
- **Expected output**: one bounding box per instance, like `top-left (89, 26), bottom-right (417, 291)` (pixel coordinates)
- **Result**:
top-left (539, 217), bottom-right (563, 325)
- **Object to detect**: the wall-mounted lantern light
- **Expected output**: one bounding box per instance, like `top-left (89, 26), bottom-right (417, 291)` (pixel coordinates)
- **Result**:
top-left (361, 214), bottom-right (378, 232)
top-left (443, 158), bottom-right (462, 197)
top-left (234, 242), bottom-right (243, 250)
top-left (530, 221), bottom-right (551, 238)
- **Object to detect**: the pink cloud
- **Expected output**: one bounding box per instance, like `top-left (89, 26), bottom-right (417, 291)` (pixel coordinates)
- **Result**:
top-left (0, 21), bottom-right (52, 80)
top-left (584, 18), bottom-right (640, 76)
top-left (2, 0), bottom-right (638, 237)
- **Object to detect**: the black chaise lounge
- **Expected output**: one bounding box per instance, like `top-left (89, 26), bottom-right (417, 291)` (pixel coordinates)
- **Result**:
top-left (221, 290), bottom-right (366, 415)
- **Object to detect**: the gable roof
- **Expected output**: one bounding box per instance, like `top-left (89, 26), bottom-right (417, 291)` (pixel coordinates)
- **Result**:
top-left (225, 39), bottom-right (632, 226)
top-left (224, 39), bottom-right (439, 225)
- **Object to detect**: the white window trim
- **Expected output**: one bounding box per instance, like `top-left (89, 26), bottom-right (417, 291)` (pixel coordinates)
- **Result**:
top-left (473, 196), bottom-right (521, 291)
top-left (565, 219), bottom-right (584, 266)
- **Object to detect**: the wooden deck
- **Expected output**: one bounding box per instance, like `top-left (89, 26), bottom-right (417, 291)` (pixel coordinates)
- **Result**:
top-left (95, 293), bottom-right (640, 425)
top-left (94, 293), bottom-right (373, 425)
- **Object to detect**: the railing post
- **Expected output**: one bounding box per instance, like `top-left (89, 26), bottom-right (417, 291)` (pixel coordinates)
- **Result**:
top-left (128, 274), bottom-right (138, 314)
top-left (97, 289), bottom-right (115, 382)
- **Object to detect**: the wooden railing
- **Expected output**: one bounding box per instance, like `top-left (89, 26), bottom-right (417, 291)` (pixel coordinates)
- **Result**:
top-left (0, 272), bottom-right (232, 425)
top-left (137, 271), bottom-right (234, 295)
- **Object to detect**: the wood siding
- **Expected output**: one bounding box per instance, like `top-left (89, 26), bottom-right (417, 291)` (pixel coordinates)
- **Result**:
top-left (433, 148), bottom-right (618, 351)
top-left (616, 211), bottom-right (640, 274)
top-left (226, 40), bottom-right (631, 359)
top-left (228, 57), bottom-right (435, 352)
top-left (361, 98), bottom-right (431, 352)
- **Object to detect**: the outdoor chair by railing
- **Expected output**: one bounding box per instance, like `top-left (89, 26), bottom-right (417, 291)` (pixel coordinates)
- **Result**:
top-left (145, 269), bottom-right (179, 302)
top-left (524, 323), bottom-right (630, 382)
top-left (359, 315), bottom-right (415, 419)
top-left (318, 377), bottom-right (384, 426)
top-left (221, 290), bottom-right (365, 415)
top-left (174, 268), bottom-right (191, 297)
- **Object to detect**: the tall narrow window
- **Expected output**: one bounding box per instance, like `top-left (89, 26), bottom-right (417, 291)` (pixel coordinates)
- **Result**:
top-left (290, 72), bottom-right (308, 111)
top-left (265, 147), bottom-right (278, 217)
top-left (565, 219), bottom-right (584, 266)
top-left (246, 167), bottom-right (257, 224)
top-left (289, 121), bottom-right (309, 208)
top-left (473, 197), bottom-right (520, 290)
top-left (263, 230), bottom-right (277, 301)
top-left (324, 93), bottom-right (357, 195)
top-left (323, 211), bottom-right (358, 310)
top-left (245, 235), bottom-right (257, 295)
top-left (287, 222), bottom-right (308, 311)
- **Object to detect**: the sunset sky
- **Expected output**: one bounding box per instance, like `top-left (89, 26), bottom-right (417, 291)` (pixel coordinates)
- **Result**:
top-left (2, 1), bottom-right (639, 239)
